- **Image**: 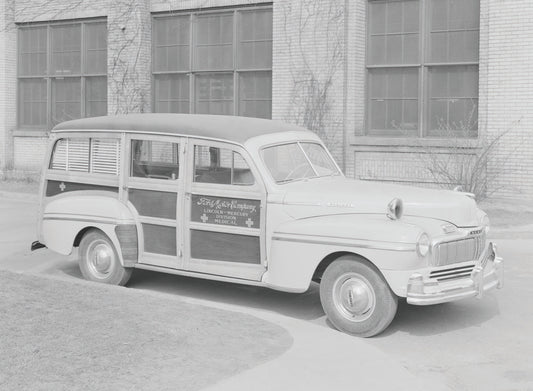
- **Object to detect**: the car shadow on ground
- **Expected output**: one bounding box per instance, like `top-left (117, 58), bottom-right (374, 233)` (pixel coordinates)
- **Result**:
top-left (127, 269), bottom-right (326, 321)
top-left (53, 258), bottom-right (325, 322)
top-left (44, 254), bottom-right (501, 337)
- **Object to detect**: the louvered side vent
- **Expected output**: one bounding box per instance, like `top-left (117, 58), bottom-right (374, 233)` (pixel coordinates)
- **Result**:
top-left (67, 139), bottom-right (90, 172)
top-left (51, 139), bottom-right (67, 170)
top-left (91, 139), bottom-right (120, 175)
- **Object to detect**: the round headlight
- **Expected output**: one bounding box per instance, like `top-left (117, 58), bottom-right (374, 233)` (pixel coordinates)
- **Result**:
top-left (387, 198), bottom-right (403, 220)
top-left (417, 233), bottom-right (431, 257)
top-left (481, 214), bottom-right (490, 233)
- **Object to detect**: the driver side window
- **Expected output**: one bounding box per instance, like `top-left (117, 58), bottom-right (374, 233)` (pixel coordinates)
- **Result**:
top-left (194, 145), bottom-right (254, 185)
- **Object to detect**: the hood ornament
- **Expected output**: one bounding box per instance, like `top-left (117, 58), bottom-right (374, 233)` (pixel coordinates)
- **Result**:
top-left (442, 224), bottom-right (457, 234)
top-left (453, 185), bottom-right (475, 199)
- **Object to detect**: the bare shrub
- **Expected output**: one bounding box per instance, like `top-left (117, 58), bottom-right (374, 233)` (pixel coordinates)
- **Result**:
top-left (398, 108), bottom-right (520, 201)
top-left (280, 0), bottom-right (345, 150)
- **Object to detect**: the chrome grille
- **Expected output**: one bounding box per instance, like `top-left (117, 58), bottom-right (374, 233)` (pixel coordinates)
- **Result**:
top-left (430, 264), bottom-right (475, 282)
top-left (434, 231), bottom-right (486, 267)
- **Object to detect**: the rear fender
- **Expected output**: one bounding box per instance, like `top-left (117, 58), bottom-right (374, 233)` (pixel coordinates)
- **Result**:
top-left (41, 195), bottom-right (136, 263)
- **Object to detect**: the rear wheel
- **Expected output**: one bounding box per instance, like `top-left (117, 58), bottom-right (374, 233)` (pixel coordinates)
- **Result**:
top-left (79, 229), bottom-right (132, 286)
top-left (320, 256), bottom-right (398, 337)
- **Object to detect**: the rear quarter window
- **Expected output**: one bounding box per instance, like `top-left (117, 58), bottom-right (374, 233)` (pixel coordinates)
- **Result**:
top-left (50, 137), bottom-right (120, 175)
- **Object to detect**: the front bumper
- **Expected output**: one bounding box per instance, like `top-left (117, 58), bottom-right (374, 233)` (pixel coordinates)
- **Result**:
top-left (406, 242), bottom-right (503, 305)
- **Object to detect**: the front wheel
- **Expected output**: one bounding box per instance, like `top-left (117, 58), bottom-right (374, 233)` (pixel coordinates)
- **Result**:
top-left (319, 256), bottom-right (398, 337)
top-left (79, 229), bottom-right (132, 286)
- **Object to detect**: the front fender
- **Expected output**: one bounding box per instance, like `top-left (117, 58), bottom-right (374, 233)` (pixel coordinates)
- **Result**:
top-left (41, 195), bottom-right (135, 257)
top-left (264, 214), bottom-right (426, 293)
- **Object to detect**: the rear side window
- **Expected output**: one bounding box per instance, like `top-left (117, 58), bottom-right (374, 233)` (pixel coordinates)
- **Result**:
top-left (50, 137), bottom-right (120, 175)
top-left (131, 140), bottom-right (180, 180)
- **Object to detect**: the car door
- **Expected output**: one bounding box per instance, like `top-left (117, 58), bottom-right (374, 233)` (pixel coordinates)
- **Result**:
top-left (123, 134), bottom-right (185, 269)
top-left (183, 139), bottom-right (266, 281)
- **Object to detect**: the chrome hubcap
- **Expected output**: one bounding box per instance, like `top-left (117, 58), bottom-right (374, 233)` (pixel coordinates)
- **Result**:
top-left (332, 273), bottom-right (376, 322)
top-left (87, 240), bottom-right (114, 278)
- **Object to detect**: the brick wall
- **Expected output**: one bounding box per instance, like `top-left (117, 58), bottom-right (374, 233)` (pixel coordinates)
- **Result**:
top-left (13, 0), bottom-right (108, 22)
top-left (272, 0), bottom-right (347, 169)
top-left (484, 0), bottom-right (533, 198)
top-left (108, 0), bottom-right (151, 115)
top-left (0, 0), bottom-right (17, 171)
top-left (344, 0), bottom-right (366, 178)
top-left (13, 136), bottom-right (48, 169)
top-left (151, 0), bottom-right (259, 12)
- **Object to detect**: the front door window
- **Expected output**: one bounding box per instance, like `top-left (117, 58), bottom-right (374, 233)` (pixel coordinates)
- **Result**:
top-left (193, 145), bottom-right (254, 185)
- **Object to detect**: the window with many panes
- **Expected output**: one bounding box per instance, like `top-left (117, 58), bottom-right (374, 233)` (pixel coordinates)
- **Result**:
top-left (152, 6), bottom-right (272, 119)
top-left (18, 20), bottom-right (107, 129)
top-left (367, 0), bottom-right (479, 137)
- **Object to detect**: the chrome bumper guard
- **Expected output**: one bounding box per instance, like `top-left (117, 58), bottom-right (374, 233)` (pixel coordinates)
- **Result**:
top-left (406, 242), bottom-right (504, 305)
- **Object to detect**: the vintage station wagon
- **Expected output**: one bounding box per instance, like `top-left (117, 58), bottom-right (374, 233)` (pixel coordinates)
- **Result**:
top-left (32, 114), bottom-right (504, 337)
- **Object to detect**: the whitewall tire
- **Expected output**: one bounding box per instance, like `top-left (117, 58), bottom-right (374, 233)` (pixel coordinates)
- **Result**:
top-left (320, 255), bottom-right (398, 337)
top-left (79, 229), bottom-right (132, 286)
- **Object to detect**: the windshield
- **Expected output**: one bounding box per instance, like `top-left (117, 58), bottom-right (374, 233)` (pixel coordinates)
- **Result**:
top-left (261, 142), bottom-right (340, 184)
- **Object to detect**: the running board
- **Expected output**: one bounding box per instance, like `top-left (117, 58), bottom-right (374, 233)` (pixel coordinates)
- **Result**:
top-left (134, 263), bottom-right (266, 288)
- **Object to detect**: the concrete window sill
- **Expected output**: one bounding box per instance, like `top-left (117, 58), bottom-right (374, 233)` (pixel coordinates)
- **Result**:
top-left (12, 129), bottom-right (50, 138)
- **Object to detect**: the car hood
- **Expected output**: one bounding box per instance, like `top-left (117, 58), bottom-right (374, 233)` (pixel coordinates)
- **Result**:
top-left (280, 176), bottom-right (481, 227)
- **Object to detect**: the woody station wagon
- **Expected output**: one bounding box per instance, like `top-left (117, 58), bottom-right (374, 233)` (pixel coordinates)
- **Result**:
top-left (32, 114), bottom-right (504, 337)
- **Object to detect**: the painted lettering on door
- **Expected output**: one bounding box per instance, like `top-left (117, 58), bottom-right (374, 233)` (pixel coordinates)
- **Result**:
top-left (191, 195), bottom-right (260, 229)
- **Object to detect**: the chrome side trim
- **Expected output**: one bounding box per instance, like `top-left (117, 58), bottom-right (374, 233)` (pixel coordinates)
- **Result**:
top-left (43, 216), bottom-right (117, 225)
top-left (274, 230), bottom-right (415, 245)
top-left (272, 235), bottom-right (416, 252)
